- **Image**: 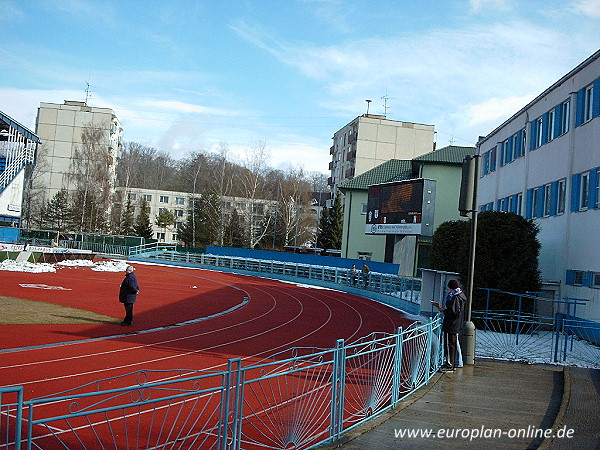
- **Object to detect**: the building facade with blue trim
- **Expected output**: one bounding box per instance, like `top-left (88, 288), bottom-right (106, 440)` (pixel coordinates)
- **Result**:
top-left (477, 50), bottom-right (600, 322)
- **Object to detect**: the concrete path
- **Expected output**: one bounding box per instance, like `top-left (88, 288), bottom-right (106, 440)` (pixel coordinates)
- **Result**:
top-left (320, 359), bottom-right (599, 449)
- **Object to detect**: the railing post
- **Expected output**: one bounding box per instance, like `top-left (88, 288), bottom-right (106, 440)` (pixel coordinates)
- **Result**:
top-left (392, 327), bottom-right (403, 406)
top-left (329, 339), bottom-right (345, 442)
top-left (425, 319), bottom-right (433, 380)
top-left (219, 358), bottom-right (243, 450)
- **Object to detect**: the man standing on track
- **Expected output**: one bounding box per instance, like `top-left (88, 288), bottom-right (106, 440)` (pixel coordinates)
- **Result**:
top-left (119, 265), bottom-right (139, 326)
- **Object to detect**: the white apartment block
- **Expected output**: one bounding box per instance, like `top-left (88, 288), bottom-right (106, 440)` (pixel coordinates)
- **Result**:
top-left (35, 101), bottom-right (122, 201)
top-left (116, 187), bottom-right (277, 243)
top-left (328, 114), bottom-right (435, 203)
top-left (477, 50), bottom-right (600, 323)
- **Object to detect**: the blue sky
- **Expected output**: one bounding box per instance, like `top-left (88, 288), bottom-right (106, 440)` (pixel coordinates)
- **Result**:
top-left (1, 0), bottom-right (599, 174)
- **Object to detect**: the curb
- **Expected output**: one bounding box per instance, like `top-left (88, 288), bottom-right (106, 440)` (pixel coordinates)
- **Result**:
top-left (537, 366), bottom-right (571, 450)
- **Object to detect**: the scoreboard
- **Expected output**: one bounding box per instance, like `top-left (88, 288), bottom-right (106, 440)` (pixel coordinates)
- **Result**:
top-left (365, 178), bottom-right (436, 236)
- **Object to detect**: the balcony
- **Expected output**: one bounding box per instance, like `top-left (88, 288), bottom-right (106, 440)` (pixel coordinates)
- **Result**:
top-left (346, 150), bottom-right (356, 162)
top-left (348, 133), bottom-right (357, 144)
top-left (345, 167), bottom-right (355, 178)
top-left (327, 177), bottom-right (334, 186)
top-left (330, 146), bottom-right (335, 155)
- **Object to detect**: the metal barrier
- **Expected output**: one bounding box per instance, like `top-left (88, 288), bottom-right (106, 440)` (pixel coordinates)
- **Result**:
top-left (142, 251), bottom-right (422, 312)
top-left (472, 289), bottom-right (600, 368)
top-left (2, 318), bottom-right (442, 448)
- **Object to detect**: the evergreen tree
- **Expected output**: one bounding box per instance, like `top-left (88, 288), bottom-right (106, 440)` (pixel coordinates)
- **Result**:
top-left (155, 209), bottom-right (176, 231)
top-left (134, 198), bottom-right (153, 239)
top-left (179, 190), bottom-right (222, 247)
top-left (317, 203), bottom-right (330, 249)
top-left (329, 192), bottom-right (344, 249)
top-left (318, 193), bottom-right (343, 250)
top-left (42, 189), bottom-right (70, 231)
top-left (120, 196), bottom-right (136, 235)
top-left (224, 208), bottom-right (247, 247)
top-left (431, 211), bottom-right (541, 311)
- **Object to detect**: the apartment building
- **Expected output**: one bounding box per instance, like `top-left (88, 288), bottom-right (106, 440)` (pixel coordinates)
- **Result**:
top-left (115, 187), bottom-right (277, 243)
top-left (477, 50), bottom-right (600, 322)
top-left (35, 101), bottom-right (122, 201)
top-left (328, 114), bottom-right (435, 204)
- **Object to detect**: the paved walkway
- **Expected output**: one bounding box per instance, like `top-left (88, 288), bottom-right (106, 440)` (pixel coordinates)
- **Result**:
top-left (320, 359), bottom-right (599, 449)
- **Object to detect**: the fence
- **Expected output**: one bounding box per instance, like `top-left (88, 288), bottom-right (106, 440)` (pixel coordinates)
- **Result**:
top-left (472, 289), bottom-right (600, 368)
top-left (1, 318), bottom-right (442, 449)
top-left (140, 250), bottom-right (422, 314)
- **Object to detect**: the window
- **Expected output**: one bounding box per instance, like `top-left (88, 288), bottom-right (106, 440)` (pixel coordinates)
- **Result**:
top-left (535, 117), bottom-right (543, 148)
top-left (543, 184), bottom-right (552, 217)
top-left (172, 233), bottom-right (178, 241)
top-left (128, 193), bottom-right (137, 201)
top-left (357, 251), bottom-right (372, 261)
top-left (361, 203), bottom-right (368, 214)
top-left (521, 128), bottom-right (527, 153)
top-left (584, 85), bottom-right (594, 122)
top-left (532, 187), bottom-right (540, 218)
top-left (548, 109), bottom-right (555, 141)
top-left (174, 209), bottom-right (184, 217)
top-left (573, 271), bottom-right (584, 285)
top-left (557, 179), bottom-right (566, 214)
top-left (175, 197), bottom-right (185, 205)
top-left (156, 232), bottom-right (165, 240)
top-left (580, 171), bottom-right (589, 210)
top-left (561, 100), bottom-right (570, 134)
top-left (159, 207), bottom-right (167, 214)
top-left (143, 194), bottom-right (152, 201)
top-left (160, 195), bottom-right (169, 203)
top-left (596, 169), bottom-right (600, 209)
top-left (514, 193), bottom-right (523, 216)
top-left (593, 272), bottom-right (600, 288)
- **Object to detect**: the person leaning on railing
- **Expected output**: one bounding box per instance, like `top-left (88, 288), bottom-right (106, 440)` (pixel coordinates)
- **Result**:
top-left (431, 279), bottom-right (466, 372)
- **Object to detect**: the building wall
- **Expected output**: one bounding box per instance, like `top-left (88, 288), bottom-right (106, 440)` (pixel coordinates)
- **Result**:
top-left (420, 164), bottom-right (467, 230)
top-left (329, 115), bottom-right (435, 201)
top-left (35, 101), bottom-right (122, 202)
top-left (341, 190), bottom-right (387, 262)
top-left (477, 51), bottom-right (600, 321)
top-left (116, 187), bottom-right (277, 243)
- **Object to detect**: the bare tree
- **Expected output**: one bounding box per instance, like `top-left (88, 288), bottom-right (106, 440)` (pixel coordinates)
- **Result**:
top-left (238, 140), bottom-right (273, 248)
top-left (68, 125), bottom-right (114, 233)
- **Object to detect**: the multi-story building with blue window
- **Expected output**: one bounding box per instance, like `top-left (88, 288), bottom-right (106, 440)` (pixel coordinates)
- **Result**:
top-left (477, 49), bottom-right (600, 322)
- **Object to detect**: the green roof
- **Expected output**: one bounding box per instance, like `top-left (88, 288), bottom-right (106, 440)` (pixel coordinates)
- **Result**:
top-left (412, 145), bottom-right (476, 164)
top-left (339, 159), bottom-right (413, 191)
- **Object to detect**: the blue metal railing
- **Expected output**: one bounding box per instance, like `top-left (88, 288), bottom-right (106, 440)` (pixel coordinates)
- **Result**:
top-left (135, 251), bottom-right (423, 314)
top-left (1, 318), bottom-right (442, 449)
top-left (472, 289), bottom-right (599, 368)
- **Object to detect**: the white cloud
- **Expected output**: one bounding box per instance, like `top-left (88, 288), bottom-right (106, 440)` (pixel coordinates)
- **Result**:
top-left (571, 0), bottom-right (600, 18)
top-left (469, 0), bottom-right (512, 12)
top-left (465, 95), bottom-right (535, 127)
top-left (145, 100), bottom-right (244, 117)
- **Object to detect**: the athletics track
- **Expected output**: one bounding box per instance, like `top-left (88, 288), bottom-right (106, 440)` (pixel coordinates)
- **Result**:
top-left (0, 261), bottom-right (415, 403)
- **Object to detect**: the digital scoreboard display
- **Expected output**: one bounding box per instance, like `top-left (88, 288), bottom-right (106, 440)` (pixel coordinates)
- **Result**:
top-left (365, 179), bottom-right (436, 235)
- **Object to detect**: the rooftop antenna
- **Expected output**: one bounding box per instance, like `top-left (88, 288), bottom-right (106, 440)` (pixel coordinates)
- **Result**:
top-left (381, 94), bottom-right (395, 116)
top-left (365, 99), bottom-right (372, 115)
top-left (84, 81), bottom-right (93, 104)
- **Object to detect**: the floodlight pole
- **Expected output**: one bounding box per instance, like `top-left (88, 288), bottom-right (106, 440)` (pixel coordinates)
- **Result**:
top-left (462, 154), bottom-right (480, 366)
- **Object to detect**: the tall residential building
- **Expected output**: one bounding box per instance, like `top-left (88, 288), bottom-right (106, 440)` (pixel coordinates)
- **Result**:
top-left (477, 50), bottom-right (600, 322)
top-left (34, 101), bottom-right (122, 202)
top-left (328, 114), bottom-right (435, 203)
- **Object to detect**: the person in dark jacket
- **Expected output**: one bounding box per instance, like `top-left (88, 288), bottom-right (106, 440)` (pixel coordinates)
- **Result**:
top-left (119, 265), bottom-right (139, 326)
top-left (432, 279), bottom-right (466, 372)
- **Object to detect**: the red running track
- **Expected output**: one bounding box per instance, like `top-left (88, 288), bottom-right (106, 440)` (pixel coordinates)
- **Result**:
top-left (0, 262), bottom-right (414, 401)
